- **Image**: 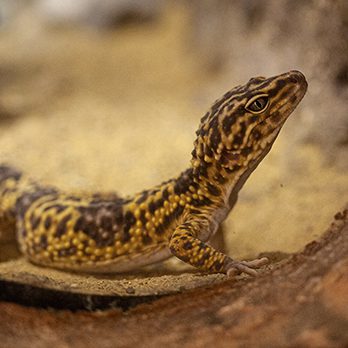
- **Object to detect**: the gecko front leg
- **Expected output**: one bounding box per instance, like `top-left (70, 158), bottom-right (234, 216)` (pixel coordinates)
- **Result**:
top-left (169, 218), bottom-right (268, 276)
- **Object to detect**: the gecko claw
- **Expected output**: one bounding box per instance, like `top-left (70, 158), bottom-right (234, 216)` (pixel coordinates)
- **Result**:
top-left (225, 257), bottom-right (269, 277)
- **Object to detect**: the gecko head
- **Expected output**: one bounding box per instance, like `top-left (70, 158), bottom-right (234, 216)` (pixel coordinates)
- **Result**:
top-left (191, 70), bottom-right (307, 173)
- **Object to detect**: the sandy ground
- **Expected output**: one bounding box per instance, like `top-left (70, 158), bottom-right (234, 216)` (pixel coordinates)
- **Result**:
top-left (0, 5), bottom-right (347, 294)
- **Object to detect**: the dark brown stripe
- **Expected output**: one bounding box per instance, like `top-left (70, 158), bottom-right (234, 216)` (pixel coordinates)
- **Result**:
top-left (139, 209), bottom-right (147, 226)
top-left (222, 114), bottom-right (238, 135)
top-left (207, 183), bottom-right (221, 196)
top-left (136, 190), bottom-right (149, 204)
top-left (55, 214), bottom-right (72, 238)
top-left (44, 216), bottom-right (52, 229)
top-left (30, 214), bottom-right (41, 230)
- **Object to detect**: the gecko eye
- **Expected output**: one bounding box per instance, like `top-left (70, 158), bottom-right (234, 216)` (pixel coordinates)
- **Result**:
top-left (245, 94), bottom-right (269, 113)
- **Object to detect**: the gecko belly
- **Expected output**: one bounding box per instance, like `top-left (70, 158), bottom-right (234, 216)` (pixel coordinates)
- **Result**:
top-left (27, 244), bottom-right (172, 274)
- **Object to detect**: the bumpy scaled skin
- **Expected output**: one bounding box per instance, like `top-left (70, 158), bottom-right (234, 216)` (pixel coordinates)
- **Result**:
top-left (0, 71), bottom-right (307, 276)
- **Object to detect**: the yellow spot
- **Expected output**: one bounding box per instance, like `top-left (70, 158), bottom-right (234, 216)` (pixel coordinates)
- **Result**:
top-left (27, 232), bottom-right (34, 240)
top-left (189, 186), bottom-right (196, 193)
top-left (53, 243), bottom-right (61, 250)
top-left (85, 246), bottom-right (93, 254)
top-left (192, 194), bottom-right (198, 199)
top-left (179, 200), bottom-right (186, 206)
top-left (164, 201), bottom-right (170, 209)
top-left (140, 203), bottom-right (147, 210)
top-left (134, 209), bottom-right (141, 218)
top-left (67, 219), bottom-right (75, 228)
top-left (79, 232), bottom-right (87, 241)
top-left (204, 155), bottom-right (212, 163)
top-left (145, 222), bottom-right (152, 230)
top-left (43, 251), bottom-right (50, 258)
top-left (106, 246), bottom-right (114, 254)
top-left (116, 247), bottom-right (123, 255)
top-left (94, 248), bottom-right (103, 256)
top-left (72, 238), bottom-right (79, 246)
top-left (88, 239), bottom-right (96, 247)
top-left (128, 202), bottom-right (137, 211)
top-left (149, 228), bottom-right (156, 236)
top-left (174, 195), bottom-right (180, 202)
top-left (192, 160), bottom-right (200, 168)
top-left (135, 228), bottom-right (142, 236)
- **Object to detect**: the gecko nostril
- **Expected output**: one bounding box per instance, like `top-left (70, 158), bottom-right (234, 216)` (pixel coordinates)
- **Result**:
top-left (290, 76), bottom-right (298, 84)
top-left (288, 70), bottom-right (306, 85)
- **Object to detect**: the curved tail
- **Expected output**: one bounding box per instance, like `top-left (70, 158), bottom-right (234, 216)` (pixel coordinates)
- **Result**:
top-left (0, 165), bottom-right (26, 240)
top-left (0, 165), bottom-right (24, 215)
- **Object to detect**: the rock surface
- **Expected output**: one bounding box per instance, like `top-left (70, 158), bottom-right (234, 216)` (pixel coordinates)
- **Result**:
top-left (0, 256), bottom-right (226, 310)
top-left (0, 207), bottom-right (347, 347)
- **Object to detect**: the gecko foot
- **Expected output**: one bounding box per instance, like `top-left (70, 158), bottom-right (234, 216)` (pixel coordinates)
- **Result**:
top-left (225, 257), bottom-right (269, 277)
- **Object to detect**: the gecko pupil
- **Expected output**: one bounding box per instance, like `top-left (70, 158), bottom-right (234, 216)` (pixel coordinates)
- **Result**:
top-left (247, 96), bottom-right (269, 113)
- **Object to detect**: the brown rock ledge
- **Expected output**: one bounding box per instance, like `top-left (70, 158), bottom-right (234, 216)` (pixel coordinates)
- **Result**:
top-left (0, 257), bottom-right (227, 310)
top-left (0, 205), bottom-right (347, 347)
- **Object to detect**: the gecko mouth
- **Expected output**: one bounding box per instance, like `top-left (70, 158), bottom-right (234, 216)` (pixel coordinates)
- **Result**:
top-left (266, 71), bottom-right (307, 127)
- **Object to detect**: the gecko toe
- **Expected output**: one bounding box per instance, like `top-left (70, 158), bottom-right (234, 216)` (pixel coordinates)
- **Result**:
top-left (226, 257), bottom-right (269, 277)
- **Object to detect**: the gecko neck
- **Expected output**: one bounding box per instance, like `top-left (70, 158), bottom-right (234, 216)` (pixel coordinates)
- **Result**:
top-left (189, 128), bottom-right (281, 216)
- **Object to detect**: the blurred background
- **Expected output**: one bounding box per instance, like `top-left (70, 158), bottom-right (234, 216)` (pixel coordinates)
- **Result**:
top-left (0, 0), bottom-right (347, 259)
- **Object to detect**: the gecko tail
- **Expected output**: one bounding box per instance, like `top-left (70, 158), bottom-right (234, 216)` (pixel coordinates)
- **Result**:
top-left (0, 164), bottom-right (24, 240)
top-left (0, 164), bottom-right (23, 182)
